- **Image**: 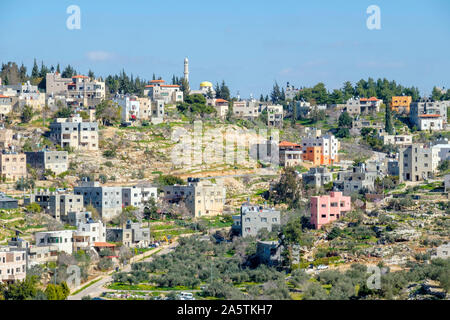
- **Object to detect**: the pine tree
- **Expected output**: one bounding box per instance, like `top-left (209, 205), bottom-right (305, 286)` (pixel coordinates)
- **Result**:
top-left (385, 103), bottom-right (394, 134)
top-left (56, 63), bottom-right (60, 73)
top-left (31, 59), bottom-right (39, 79)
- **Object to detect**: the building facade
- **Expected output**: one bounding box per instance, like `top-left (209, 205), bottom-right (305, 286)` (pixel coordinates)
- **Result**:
top-left (399, 144), bottom-right (439, 182)
top-left (302, 167), bottom-right (333, 189)
top-left (0, 150), bottom-right (26, 181)
top-left (48, 115), bottom-right (99, 151)
top-left (279, 141), bottom-right (302, 167)
top-left (301, 132), bottom-right (339, 165)
top-left (74, 181), bottom-right (123, 221)
top-left (310, 191), bottom-right (351, 229)
top-left (236, 203), bottom-right (281, 237)
top-left (0, 247), bottom-right (27, 283)
top-left (25, 150), bottom-right (68, 175)
top-left (161, 178), bottom-right (226, 218)
top-left (409, 99), bottom-right (448, 131)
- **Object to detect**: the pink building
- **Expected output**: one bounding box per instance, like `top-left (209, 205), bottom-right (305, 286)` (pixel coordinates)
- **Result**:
top-left (310, 191), bottom-right (351, 229)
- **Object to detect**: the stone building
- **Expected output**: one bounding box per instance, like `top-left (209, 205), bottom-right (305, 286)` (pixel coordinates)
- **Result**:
top-left (48, 115), bottom-right (99, 151)
top-left (24, 192), bottom-right (84, 221)
top-left (409, 98), bottom-right (448, 131)
top-left (234, 203), bottom-right (280, 237)
top-left (399, 143), bottom-right (439, 182)
top-left (335, 163), bottom-right (377, 195)
top-left (279, 141), bottom-right (302, 167)
top-left (106, 221), bottom-right (150, 248)
top-left (161, 178), bottom-right (226, 218)
top-left (302, 167), bottom-right (333, 189)
top-left (74, 181), bottom-right (123, 221)
top-left (25, 150), bottom-right (68, 175)
top-left (0, 247), bottom-right (27, 283)
top-left (0, 149), bottom-right (26, 181)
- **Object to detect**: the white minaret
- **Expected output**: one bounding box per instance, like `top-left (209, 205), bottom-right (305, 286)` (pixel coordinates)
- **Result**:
top-left (184, 57), bottom-right (189, 83)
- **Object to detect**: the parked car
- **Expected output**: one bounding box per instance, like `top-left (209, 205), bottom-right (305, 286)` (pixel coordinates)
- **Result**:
top-left (178, 292), bottom-right (195, 300)
top-left (317, 265), bottom-right (329, 270)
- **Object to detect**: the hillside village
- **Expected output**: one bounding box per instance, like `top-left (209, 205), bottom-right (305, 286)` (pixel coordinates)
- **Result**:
top-left (0, 58), bottom-right (449, 301)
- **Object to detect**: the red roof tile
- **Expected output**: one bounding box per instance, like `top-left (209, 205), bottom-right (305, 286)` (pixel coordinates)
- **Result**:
top-left (279, 141), bottom-right (301, 148)
top-left (150, 79), bottom-right (165, 83)
top-left (93, 242), bottom-right (116, 247)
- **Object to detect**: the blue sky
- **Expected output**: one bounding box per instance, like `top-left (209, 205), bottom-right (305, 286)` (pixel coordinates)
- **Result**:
top-left (1, 0), bottom-right (449, 98)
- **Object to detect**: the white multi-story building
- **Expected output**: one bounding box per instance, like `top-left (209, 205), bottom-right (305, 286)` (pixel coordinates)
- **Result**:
top-left (35, 230), bottom-right (74, 255)
top-left (73, 218), bottom-right (106, 251)
top-left (267, 104), bottom-right (284, 127)
top-left (122, 186), bottom-right (157, 208)
top-left (301, 131), bottom-right (340, 165)
top-left (409, 98), bottom-right (448, 131)
top-left (144, 79), bottom-right (183, 104)
top-left (113, 94), bottom-right (140, 122)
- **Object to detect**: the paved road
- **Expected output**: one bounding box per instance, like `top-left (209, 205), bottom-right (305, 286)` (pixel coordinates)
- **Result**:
top-left (68, 242), bottom-right (178, 300)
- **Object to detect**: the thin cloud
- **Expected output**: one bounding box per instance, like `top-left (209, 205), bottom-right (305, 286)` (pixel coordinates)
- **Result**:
top-left (86, 51), bottom-right (115, 62)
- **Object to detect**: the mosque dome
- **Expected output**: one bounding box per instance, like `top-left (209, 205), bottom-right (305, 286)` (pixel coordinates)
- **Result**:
top-left (199, 81), bottom-right (213, 88)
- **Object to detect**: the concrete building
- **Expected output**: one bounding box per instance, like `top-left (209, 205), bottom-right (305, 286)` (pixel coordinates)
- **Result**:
top-left (0, 193), bottom-right (19, 209)
top-left (302, 167), bottom-right (333, 189)
top-left (207, 98), bottom-right (229, 118)
top-left (345, 97), bottom-right (383, 115)
top-left (48, 114), bottom-right (99, 151)
top-left (106, 221), bottom-right (150, 248)
top-left (279, 141), bottom-right (302, 167)
top-left (391, 96), bottom-right (412, 114)
top-left (67, 211), bottom-right (93, 227)
top-left (113, 94), bottom-right (140, 123)
top-left (301, 131), bottom-right (340, 165)
top-left (46, 73), bottom-right (105, 107)
top-left (0, 94), bottom-right (12, 119)
top-left (310, 191), bottom-right (351, 229)
top-left (0, 81), bottom-right (45, 111)
top-left (431, 243), bottom-right (450, 260)
top-left (445, 174), bottom-right (450, 193)
top-left (267, 104), bottom-right (284, 127)
top-left (232, 99), bottom-right (260, 119)
top-left (285, 82), bottom-right (301, 100)
top-left (74, 180), bottom-right (123, 221)
top-left (430, 141), bottom-right (450, 164)
top-left (144, 79), bottom-right (183, 104)
top-left (335, 163), bottom-right (377, 195)
top-left (0, 247), bottom-right (27, 283)
top-left (136, 96), bottom-right (165, 123)
top-left (24, 192), bottom-right (84, 221)
top-left (73, 217), bottom-right (106, 252)
top-left (122, 185), bottom-right (157, 208)
top-left (256, 240), bottom-right (282, 266)
top-left (161, 178), bottom-right (226, 218)
top-left (409, 99), bottom-right (448, 131)
top-left (0, 127), bottom-right (13, 148)
top-left (399, 144), bottom-right (439, 182)
top-left (388, 160), bottom-right (399, 176)
top-left (0, 149), bottom-right (26, 181)
top-left (25, 150), bottom-right (68, 175)
top-left (380, 134), bottom-right (413, 146)
top-left (235, 203), bottom-right (280, 237)
top-left (35, 230), bottom-right (74, 255)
